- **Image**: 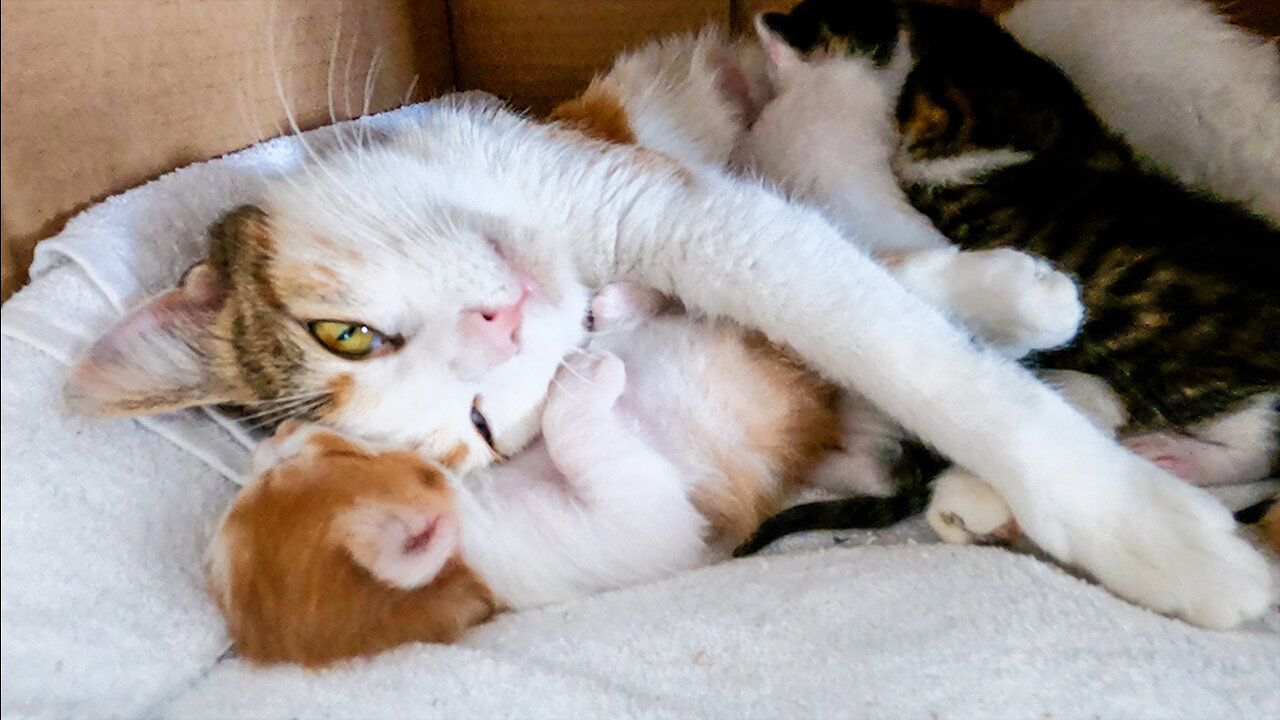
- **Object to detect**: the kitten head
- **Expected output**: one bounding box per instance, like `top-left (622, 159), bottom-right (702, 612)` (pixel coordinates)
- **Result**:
top-left (207, 423), bottom-right (499, 666)
top-left (65, 113), bottom-right (590, 471)
top-left (752, 0), bottom-right (1131, 173)
top-left (759, 0), bottom-right (904, 69)
top-left (735, 1), bottom-right (914, 187)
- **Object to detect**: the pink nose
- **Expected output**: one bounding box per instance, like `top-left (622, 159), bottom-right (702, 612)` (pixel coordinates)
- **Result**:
top-left (461, 291), bottom-right (527, 365)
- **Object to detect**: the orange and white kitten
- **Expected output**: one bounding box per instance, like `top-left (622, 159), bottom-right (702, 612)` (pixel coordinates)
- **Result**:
top-left (212, 285), bottom-right (844, 666)
top-left (208, 426), bottom-right (499, 667)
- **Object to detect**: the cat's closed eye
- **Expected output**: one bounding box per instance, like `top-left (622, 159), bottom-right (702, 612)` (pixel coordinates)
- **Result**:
top-left (308, 320), bottom-right (403, 360)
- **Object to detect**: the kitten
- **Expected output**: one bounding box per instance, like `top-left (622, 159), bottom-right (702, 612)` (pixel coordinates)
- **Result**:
top-left (211, 285), bottom-right (841, 666)
top-left (736, 0), bottom-right (1279, 551)
top-left (215, 268), bottom-right (1077, 666)
top-left (65, 89), bottom-right (1269, 626)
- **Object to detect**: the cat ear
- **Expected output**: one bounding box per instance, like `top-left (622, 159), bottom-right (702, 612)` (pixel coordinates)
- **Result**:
top-left (64, 262), bottom-right (247, 416)
top-left (336, 502), bottom-right (459, 590)
top-left (755, 13), bottom-right (803, 74)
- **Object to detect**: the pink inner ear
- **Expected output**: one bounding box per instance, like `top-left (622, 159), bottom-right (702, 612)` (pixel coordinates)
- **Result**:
top-left (402, 516), bottom-right (441, 554)
top-left (753, 14), bottom-right (800, 73)
top-left (339, 503), bottom-right (459, 590)
top-left (715, 54), bottom-right (763, 127)
top-left (65, 263), bottom-right (233, 415)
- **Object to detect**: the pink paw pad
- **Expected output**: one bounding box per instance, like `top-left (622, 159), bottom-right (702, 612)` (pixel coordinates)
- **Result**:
top-left (1122, 433), bottom-right (1202, 483)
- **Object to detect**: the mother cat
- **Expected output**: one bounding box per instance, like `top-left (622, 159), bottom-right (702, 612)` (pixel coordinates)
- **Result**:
top-left (66, 92), bottom-right (1267, 627)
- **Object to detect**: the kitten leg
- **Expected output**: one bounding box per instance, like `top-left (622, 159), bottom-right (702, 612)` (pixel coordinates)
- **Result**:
top-left (806, 391), bottom-right (901, 497)
top-left (926, 468), bottom-right (1022, 546)
top-left (1121, 395), bottom-right (1279, 488)
top-left (539, 351), bottom-right (632, 480)
top-left (879, 247), bottom-right (1084, 357)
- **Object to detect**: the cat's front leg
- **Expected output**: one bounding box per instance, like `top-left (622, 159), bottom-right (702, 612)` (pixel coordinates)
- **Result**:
top-left (879, 246), bottom-right (1084, 357)
top-left (461, 106), bottom-right (1269, 627)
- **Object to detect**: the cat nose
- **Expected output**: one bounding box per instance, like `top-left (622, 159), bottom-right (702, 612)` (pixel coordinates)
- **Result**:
top-left (462, 290), bottom-right (527, 363)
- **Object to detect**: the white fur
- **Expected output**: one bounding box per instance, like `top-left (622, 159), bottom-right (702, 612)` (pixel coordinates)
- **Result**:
top-left (1001, 0), bottom-right (1280, 224)
top-left (597, 28), bottom-right (762, 171)
top-left (102, 82), bottom-right (1267, 623)
top-left (896, 149), bottom-right (1035, 187)
top-left (566, 23), bottom-right (1268, 625)
top-left (736, 30), bottom-right (950, 252)
top-left (884, 246), bottom-right (1083, 357)
top-left (407, 91), bottom-right (1262, 625)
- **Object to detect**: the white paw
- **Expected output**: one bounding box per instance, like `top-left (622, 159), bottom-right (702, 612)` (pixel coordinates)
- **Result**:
top-left (544, 351), bottom-right (628, 431)
top-left (1029, 459), bottom-right (1273, 629)
top-left (589, 283), bottom-right (667, 331)
top-left (949, 248), bottom-right (1083, 356)
top-left (926, 468), bottom-right (1020, 545)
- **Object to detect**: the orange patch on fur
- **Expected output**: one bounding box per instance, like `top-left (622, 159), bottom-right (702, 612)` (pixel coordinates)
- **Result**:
top-left (212, 430), bottom-right (499, 667)
top-left (1262, 500), bottom-right (1280, 556)
top-left (685, 326), bottom-right (841, 547)
top-left (548, 81), bottom-right (637, 145)
top-left (325, 373), bottom-right (356, 415)
top-left (900, 92), bottom-right (951, 144)
top-left (438, 443), bottom-right (470, 469)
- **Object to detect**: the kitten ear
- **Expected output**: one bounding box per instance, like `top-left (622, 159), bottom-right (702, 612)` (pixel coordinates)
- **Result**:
top-left (336, 502), bottom-right (459, 590)
top-left (64, 262), bottom-right (247, 416)
top-left (755, 13), bottom-right (804, 74)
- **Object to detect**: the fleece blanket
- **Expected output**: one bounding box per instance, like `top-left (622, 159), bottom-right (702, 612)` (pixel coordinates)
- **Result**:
top-left (2, 101), bottom-right (1278, 720)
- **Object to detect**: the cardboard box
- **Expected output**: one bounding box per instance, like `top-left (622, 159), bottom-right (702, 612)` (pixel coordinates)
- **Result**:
top-left (2, 0), bottom-right (1274, 301)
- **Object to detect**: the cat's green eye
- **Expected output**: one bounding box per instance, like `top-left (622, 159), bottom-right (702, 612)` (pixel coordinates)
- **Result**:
top-left (307, 320), bottom-right (396, 360)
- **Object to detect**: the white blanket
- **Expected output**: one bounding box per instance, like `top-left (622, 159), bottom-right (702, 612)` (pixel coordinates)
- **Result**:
top-left (2, 101), bottom-right (1277, 719)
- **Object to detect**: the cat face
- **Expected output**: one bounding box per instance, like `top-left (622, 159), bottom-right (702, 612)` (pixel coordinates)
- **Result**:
top-left (208, 423), bottom-right (498, 665)
top-left (66, 134), bottom-right (591, 471)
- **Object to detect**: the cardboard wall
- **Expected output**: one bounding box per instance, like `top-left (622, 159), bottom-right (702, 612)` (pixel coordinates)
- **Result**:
top-left (2, 0), bottom-right (1275, 302)
top-left (1, 0), bottom-right (451, 300)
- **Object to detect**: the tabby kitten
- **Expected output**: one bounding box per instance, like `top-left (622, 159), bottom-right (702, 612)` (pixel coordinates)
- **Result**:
top-left (736, 0), bottom-right (1279, 551)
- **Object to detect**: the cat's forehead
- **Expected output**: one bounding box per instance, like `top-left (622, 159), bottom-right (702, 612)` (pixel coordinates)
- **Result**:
top-left (257, 149), bottom-right (520, 319)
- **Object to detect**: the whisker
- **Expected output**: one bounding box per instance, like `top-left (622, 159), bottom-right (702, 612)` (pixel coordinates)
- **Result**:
top-left (402, 73), bottom-right (421, 108)
top-left (327, 13), bottom-right (349, 155)
top-left (240, 396), bottom-right (331, 432)
top-left (360, 45), bottom-right (383, 145)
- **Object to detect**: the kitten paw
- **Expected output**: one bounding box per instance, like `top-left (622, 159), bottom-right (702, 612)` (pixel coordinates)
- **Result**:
top-left (544, 351), bottom-right (628, 433)
top-left (926, 468), bottom-right (1021, 545)
top-left (1028, 459), bottom-right (1273, 629)
top-left (949, 248), bottom-right (1083, 356)
top-left (589, 283), bottom-right (668, 331)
